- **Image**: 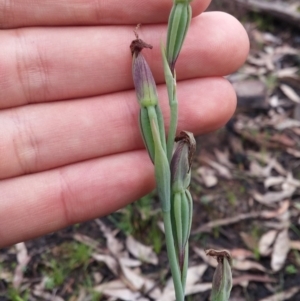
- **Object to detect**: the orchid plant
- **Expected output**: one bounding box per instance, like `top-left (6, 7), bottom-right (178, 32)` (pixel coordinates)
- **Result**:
top-left (130, 1), bottom-right (232, 300)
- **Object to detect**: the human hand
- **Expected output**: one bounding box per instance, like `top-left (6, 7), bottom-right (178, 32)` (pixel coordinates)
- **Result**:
top-left (0, 0), bottom-right (249, 247)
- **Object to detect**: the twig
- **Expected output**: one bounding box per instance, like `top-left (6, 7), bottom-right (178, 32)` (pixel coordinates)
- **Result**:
top-left (192, 212), bottom-right (262, 235)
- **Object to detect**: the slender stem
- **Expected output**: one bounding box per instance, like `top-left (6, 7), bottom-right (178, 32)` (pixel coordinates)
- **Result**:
top-left (161, 44), bottom-right (178, 162)
top-left (181, 242), bottom-right (189, 292)
top-left (167, 93), bottom-right (178, 162)
top-left (163, 211), bottom-right (185, 301)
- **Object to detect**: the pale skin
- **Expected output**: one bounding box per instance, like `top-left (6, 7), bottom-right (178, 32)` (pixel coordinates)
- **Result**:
top-left (0, 0), bottom-right (249, 247)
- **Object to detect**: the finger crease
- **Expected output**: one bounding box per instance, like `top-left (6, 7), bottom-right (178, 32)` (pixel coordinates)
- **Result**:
top-left (15, 29), bottom-right (31, 105)
top-left (11, 109), bottom-right (40, 174)
top-left (14, 29), bottom-right (50, 104)
top-left (58, 169), bottom-right (74, 226)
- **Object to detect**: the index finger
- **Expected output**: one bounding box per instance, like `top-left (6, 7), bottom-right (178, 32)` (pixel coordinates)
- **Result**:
top-left (0, 0), bottom-right (210, 28)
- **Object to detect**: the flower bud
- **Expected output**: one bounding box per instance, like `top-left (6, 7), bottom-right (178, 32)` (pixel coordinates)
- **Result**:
top-left (170, 131), bottom-right (196, 193)
top-left (166, 1), bottom-right (192, 72)
top-left (131, 39), bottom-right (158, 107)
top-left (170, 132), bottom-right (195, 271)
top-left (206, 249), bottom-right (232, 301)
top-left (130, 38), bottom-right (167, 162)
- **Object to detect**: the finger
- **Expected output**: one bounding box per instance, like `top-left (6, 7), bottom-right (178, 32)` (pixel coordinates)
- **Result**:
top-left (0, 150), bottom-right (154, 247)
top-left (1, 77), bottom-right (236, 179)
top-left (0, 12), bottom-right (249, 108)
top-left (0, 0), bottom-right (210, 28)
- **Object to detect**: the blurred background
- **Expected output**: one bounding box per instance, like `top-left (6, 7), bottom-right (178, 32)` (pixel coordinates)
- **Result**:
top-left (1, 1), bottom-right (300, 300)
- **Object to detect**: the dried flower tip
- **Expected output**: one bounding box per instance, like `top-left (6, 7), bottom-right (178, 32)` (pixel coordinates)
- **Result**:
top-left (130, 38), bottom-right (153, 56)
top-left (206, 249), bottom-right (232, 266)
top-left (134, 23), bottom-right (141, 39)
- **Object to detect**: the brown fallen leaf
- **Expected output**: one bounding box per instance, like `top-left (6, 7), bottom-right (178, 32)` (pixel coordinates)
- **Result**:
top-left (192, 212), bottom-right (261, 234)
top-left (240, 232), bottom-right (258, 251)
top-left (286, 172), bottom-right (300, 188)
top-left (259, 286), bottom-right (300, 301)
top-left (73, 233), bottom-right (100, 249)
top-left (271, 159), bottom-right (287, 176)
top-left (191, 200), bottom-right (290, 235)
top-left (230, 248), bottom-right (254, 260)
top-left (280, 84), bottom-right (300, 103)
top-left (232, 274), bottom-right (275, 286)
top-left (290, 240), bottom-right (300, 251)
top-left (258, 230), bottom-right (278, 256)
top-left (237, 131), bottom-right (284, 149)
top-left (252, 188), bottom-right (295, 205)
top-left (93, 272), bottom-right (103, 285)
top-left (120, 264), bottom-right (146, 291)
top-left (200, 156), bottom-right (232, 179)
top-left (264, 177), bottom-right (285, 189)
top-left (247, 152), bottom-right (286, 175)
top-left (192, 201), bottom-right (289, 235)
top-left (92, 253), bottom-right (119, 276)
top-left (247, 55), bottom-right (267, 67)
top-left (95, 219), bottom-right (125, 257)
top-left (292, 127), bottom-right (300, 136)
top-left (157, 264), bottom-right (210, 301)
top-left (13, 242), bottom-right (30, 289)
top-left (33, 289), bottom-right (64, 301)
top-left (120, 257), bottom-right (142, 268)
top-left (248, 160), bottom-right (273, 178)
top-left (286, 148), bottom-right (300, 158)
top-left (275, 118), bottom-right (300, 130)
top-left (260, 200), bottom-right (290, 218)
top-left (193, 248), bottom-right (218, 267)
top-left (126, 236), bottom-right (158, 265)
top-left (0, 270), bottom-right (13, 282)
top-left (233, 259), bottom-right (266, 272)
top-left (185, 264), bottom-right (208, 285)
top-left (197, 166), bottom-right (218, 188)
top-left (271, 229), bottom-right (290, 272)
top-left (275, 45), bottom-right (299, 56)
top-left (213, 148), bottom-right (234, 168)
top-left (94, 280), bottom-right (142, 300)
top-left (276, 67), bottom-right (299, 78)
top-left (269, 133), bottom-right (295, 147)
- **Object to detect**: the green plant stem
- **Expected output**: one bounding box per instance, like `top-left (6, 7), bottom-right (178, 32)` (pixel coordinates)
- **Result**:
top-left (181, 243), bottom-right (189, 291)
top-left (167, 93), bottom-right (178, 162)
top-left (148, 107), bottom-right (184, 300)
top-left (163, 211), bottom-right (185, 301)
top-left (161, 44), bottom-right (178, 162)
